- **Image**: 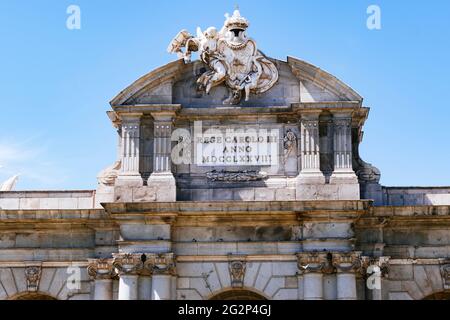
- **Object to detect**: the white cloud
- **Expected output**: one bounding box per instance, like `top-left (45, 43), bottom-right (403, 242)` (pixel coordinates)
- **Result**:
top-left (0, 136), bottom-right (69, 190)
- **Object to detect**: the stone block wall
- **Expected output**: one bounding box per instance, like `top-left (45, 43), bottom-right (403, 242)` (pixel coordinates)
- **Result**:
top-left (383, 187), bottom-right (450, 206)
top-left (176, 260), bottom-right (299, 300)
top-left (0, 191), bottom-right (96, 210)
top-left (0, 265), bottom-right (92, 300)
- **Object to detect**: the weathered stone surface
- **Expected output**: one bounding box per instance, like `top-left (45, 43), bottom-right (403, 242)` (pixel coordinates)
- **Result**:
top-left (0, 8), bottom-right (449, 302)
top-left (389, 292), bottom-right (413, 300)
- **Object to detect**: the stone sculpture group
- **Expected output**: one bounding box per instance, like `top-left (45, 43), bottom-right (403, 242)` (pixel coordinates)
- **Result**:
top-left (168, 9), bottom-right (279, 104)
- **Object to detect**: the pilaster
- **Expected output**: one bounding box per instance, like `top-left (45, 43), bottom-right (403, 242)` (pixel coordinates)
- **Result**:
top-left (147, 112), bottom-right (177, 202)
top-left (115, 113), bottom-right (144, 187)
top-left (297, 252), bottom-right (330, 300)
top-left (332, 252), bottom-right (362, 300)
top-left (113, 253), bottom-right (144, 300)
top-left (87, 259), bottom-right (116, 300)
top-left (144, 253), bottom-right (176, 300)
top-left (329, 112), bottom-right (358, 183)
top-left (329, 111), bottom-right (360, 200)
top-left (297, 112), bottom-right (325, 184)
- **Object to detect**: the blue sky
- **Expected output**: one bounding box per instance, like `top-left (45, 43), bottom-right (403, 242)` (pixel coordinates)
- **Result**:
top-left (0, 0), bottom-right (449, 190)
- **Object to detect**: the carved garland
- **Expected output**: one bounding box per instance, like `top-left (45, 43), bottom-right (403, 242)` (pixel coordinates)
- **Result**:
top-left (87, 259), bottom-right (116, 280)
top-left (112, 253), bottom-right (144, 275)
top-left (297, 252), bottom-right (329, 274)
top-left (144, 253), bottom-right (177, 276)
top-left (332, 252), bottom-right (362, 273)
top-left (206, 170), bottom-right (268, 182)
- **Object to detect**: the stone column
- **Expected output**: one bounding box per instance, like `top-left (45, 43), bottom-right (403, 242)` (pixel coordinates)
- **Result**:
top-left (332, 252), bottom-right (362, 300)
top-left (330, 112), bottom-right (358, 184)
top-left (297, 112), bottom-right (325, 184)
top-left (297, 273), bottom-right (304, 300)
top-left (87, 259), bottom-right (116, 300)
top-left (145, 253), bottom-right (176, 300)
top-left (297, 252), bottom-right (328, 300)
top-left (113, 253), bottom-right (143, 300)
top-left (116, 113), bottom-right (143, 187)
top-left (323, 273), bottom-right (337, 300)
top-left (138, 275), bottom-right (152, 300)
top-left (147, 112), bottom-right (177, 202)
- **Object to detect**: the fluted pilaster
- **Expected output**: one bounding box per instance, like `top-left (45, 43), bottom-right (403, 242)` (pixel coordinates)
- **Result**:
top-left (147, 112), bottom-right (177, 202)
top-left (116, 113), bottom-right (143, 186)
top-left (330, 112), bottom-right (358, 184)
top-left (297, 112), bottom-right (325, 184)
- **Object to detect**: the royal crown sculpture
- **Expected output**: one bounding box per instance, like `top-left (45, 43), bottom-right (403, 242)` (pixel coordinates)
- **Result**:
top-left (168, 9), bottom-right (279, 105)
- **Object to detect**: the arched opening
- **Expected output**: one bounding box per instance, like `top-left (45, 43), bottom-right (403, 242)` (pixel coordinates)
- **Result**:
top-left (9, 292), bottom-right (57, 300)
top-left (209, 289), bottom-right (267, 300)
top-left (423, 291), bottom-right (450, 300)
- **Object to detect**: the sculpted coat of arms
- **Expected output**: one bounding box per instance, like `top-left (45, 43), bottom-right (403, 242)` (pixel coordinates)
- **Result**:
top-left (168, 9), bottom-right (279, 104)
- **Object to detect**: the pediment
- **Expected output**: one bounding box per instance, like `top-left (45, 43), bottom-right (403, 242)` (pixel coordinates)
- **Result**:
top-left (110, 56), bottom-right (362, 108)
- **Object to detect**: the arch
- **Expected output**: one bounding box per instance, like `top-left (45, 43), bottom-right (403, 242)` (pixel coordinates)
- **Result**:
top-left (208, 288), bottom-right (269, 300)
top-left (423, 291), bottom-right (450, 300)
top-left (8, 292), bottom-right (57, 300)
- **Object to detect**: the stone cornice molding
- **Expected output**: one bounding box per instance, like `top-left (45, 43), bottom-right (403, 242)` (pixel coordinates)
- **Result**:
top-left (109, 60), bottom-right (183, 106)
top-left (101, 200), bottom-right (371, 226)
top-left (102, 200), bottom-right (371, 215)
top-left (287, 56), bottom-right (363, 103)
top-left (112, 104), bottom-right (182, 116)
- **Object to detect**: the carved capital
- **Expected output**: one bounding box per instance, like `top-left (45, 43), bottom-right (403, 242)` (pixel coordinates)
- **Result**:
top-left (229, 258), bottom-right (246, 288)
top-left (332, 252), bottom-right (362, 274)
top-left (144, 253), bottom-right (176, 276)
top-left (297, 252), bottom-right (330, 274)
top-left (87, 259), bottom-right (116, 280)
top-left (333, 118), bottom-right (352, 127)
top-left (112, 253), bottom-right (144, 276)
top-left (300, 119), bottom-right (320, 127)
top-left (25, 265), bottom-right (42, 292)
